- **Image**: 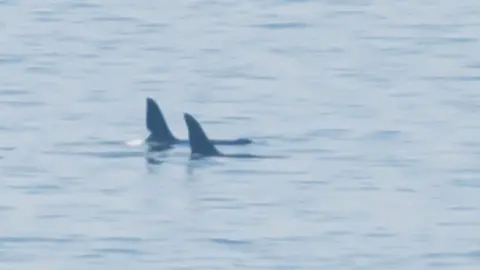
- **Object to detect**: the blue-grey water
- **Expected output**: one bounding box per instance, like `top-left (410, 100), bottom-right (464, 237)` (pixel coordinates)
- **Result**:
top-left (1, 0), bottom-right (480, 269)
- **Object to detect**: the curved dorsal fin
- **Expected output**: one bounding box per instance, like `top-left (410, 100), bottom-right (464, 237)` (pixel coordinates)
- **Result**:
top-left (183, 113), bottom-right (221, 156)
top-left (146, 97), bottom-right (176, 141)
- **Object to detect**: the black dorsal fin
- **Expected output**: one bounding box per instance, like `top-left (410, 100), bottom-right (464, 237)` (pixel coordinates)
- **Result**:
top-left (183, 113), bottom-right (221, 156)
top-left (146, 97), bottom-right (176, 141)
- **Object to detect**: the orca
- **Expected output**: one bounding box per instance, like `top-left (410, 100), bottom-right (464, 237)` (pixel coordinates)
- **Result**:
top-left (145, 97), bottom-right (253, 149)
top-left (183, 113), bottom-right (284, 159)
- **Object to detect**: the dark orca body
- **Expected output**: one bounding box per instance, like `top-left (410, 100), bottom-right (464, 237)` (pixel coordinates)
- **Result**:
top-left (183, 113), bottom-right (284, 159)
top-left (145, 97), bottom-right (253, 150)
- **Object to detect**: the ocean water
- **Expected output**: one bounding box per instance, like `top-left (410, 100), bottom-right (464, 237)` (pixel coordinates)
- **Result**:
top-left (1, 0), bottom-right (480, 269)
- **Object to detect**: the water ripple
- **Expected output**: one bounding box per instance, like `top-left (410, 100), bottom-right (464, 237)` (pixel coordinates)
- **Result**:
top-left (251, 22), bottom-right (309, 29)
top-left (1, 0), bottom-right (479, 269)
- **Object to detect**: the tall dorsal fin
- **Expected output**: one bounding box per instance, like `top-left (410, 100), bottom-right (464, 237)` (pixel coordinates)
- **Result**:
top-left (146, 97), bottom-right (176, 141)
top-left (183, 113), bottom-right (221, 156)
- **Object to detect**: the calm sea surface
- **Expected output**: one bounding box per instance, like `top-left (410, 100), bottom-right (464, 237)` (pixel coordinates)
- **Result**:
top-left (1, 0), bottom-right (479, 269)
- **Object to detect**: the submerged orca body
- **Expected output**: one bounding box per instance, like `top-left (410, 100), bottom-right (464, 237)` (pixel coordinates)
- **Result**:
top-left (183, 113), bottom-right (283, 159)
top-left (145, 97), bottom-right (252, 149)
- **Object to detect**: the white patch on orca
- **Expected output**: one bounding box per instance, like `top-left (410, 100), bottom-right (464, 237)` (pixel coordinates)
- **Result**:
top-left (125, 138), bottom-right (144, 147)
